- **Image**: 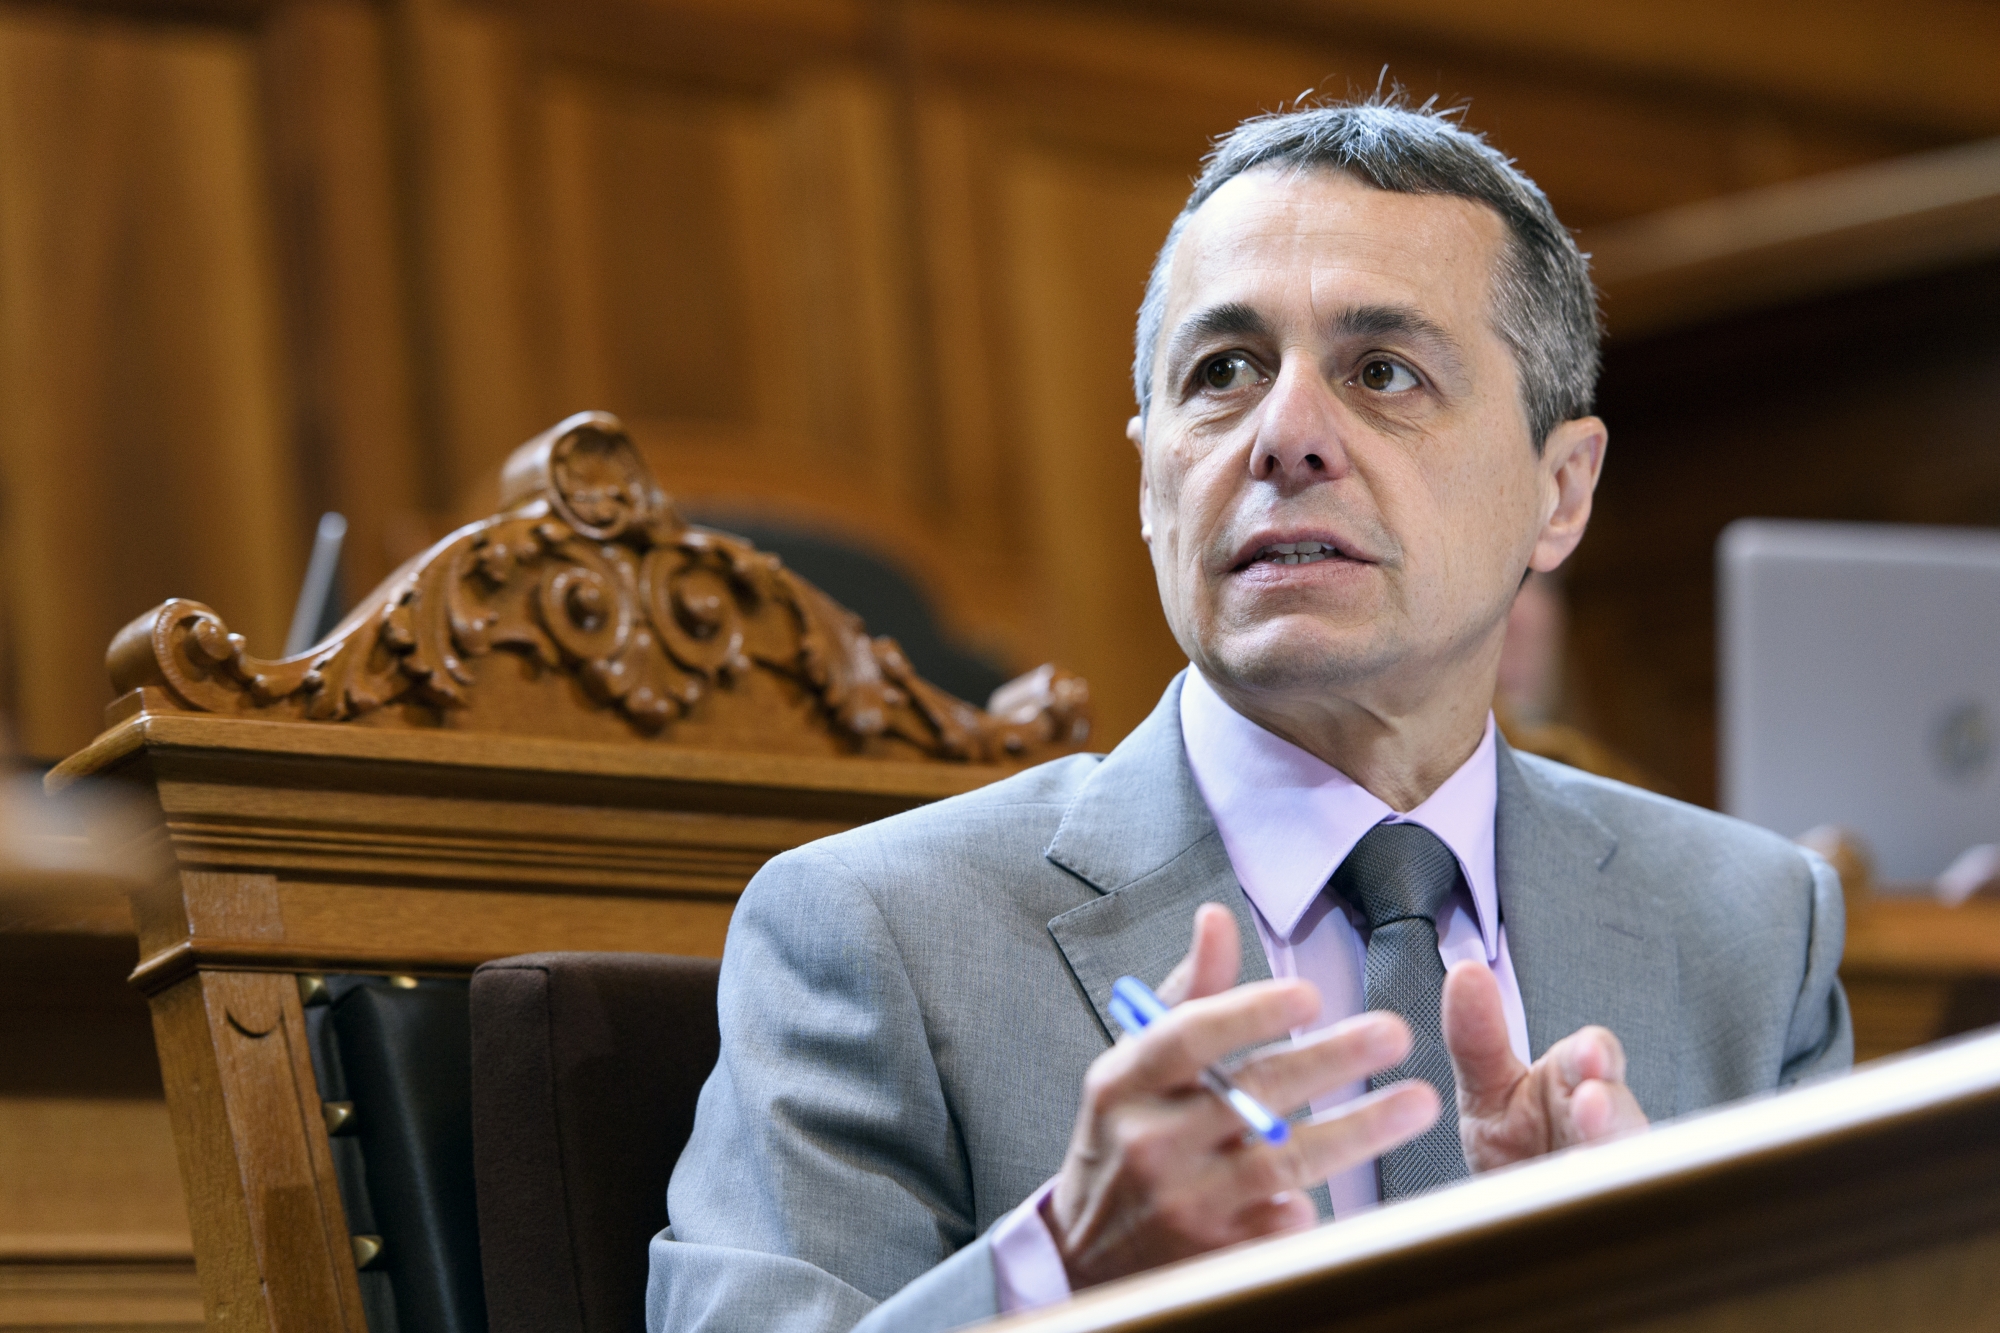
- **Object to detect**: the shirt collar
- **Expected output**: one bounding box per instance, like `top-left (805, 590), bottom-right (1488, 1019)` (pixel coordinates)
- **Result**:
top-left (1178, 666), bottom-right (1501, 958)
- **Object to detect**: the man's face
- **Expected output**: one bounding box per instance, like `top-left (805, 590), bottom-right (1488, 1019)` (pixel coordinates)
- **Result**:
top-left (1134, 166), bottom-right (1595, 715)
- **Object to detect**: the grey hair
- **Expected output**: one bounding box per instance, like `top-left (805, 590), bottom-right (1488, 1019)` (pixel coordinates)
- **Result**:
top-left (1132, 97), bottom-right (1600, 451)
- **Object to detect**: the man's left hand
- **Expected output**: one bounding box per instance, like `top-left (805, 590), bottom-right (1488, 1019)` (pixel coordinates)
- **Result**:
top-left (1440, 959), bottom-right (1648, 1171)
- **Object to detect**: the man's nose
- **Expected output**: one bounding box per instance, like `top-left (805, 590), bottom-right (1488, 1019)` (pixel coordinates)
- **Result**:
top-left (1247, 362), bottom-right (1352, 487)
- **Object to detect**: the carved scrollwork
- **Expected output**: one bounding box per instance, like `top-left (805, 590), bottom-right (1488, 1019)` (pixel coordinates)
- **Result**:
top-left (104, 412), bottom-right (1091, 763)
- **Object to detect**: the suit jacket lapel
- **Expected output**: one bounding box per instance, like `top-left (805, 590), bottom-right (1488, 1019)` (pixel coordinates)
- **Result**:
top-left (1496, 738), bottom-right (1683, 1120)
top-left (1043, 673), bottom-right (1271, 1042)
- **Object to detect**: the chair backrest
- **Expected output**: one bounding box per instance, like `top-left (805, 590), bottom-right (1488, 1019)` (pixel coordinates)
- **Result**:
top-left (469, 952), bottom-right (722, 1333)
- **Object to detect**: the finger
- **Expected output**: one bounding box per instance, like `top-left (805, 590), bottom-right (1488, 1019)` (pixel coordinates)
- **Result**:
top-left (1157, 904), bottom-right (1241, 1005)
top-left (1230, 1011), bottom-right (1410, 1113)
top-left (1194, 1080), bottom-right (1439, 1215)
top-left (1441, 960), bottom-right (1526, 1116)
top-left (1540, 1026), bottom-right (1645, 1146)
top-left (1567, 1078), bottom-right (1647, 1143)
top-left (1111, 979), bottom-right (1321, 1093)
top-left (1219, 1191), bottom-right (1318, 1247)
top-left (1290, 1081), bottom-right (1440, 1184)
top-left (1109, 1013), bottom-right (1412, 1162)
top-left (1104, 1012), bottom-right (1405, 1164)
top-left (1553, 1025), bottom-right (1628, 1091)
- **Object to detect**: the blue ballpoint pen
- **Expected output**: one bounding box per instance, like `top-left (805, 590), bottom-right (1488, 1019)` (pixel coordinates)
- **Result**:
top-left (1108, 975), bottom-right (1289, 1145)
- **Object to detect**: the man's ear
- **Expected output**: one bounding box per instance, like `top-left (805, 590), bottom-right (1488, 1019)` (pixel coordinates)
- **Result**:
top-left (1130, 414), bottom-right (1155, 545)
top-left (1529, 415), bottom-right (1607, 573)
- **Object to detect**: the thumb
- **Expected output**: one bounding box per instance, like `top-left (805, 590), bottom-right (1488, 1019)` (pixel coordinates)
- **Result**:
top-left (1442, 959), bottom-right (1525, 1117)
top-left (1156, 903), bottom-right (1241, 1004)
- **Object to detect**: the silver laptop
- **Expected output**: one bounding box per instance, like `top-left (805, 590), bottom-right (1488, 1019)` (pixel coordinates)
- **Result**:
top-left (1719, 519), bottom-right (2000, 885)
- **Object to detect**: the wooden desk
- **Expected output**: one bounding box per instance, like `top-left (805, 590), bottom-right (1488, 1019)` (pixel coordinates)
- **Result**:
top-left (1843, 894), bottom-right (2000, 1062)
top-left (0, 815), bottom-right (198, 1332)
top-left (996, 1026), bottom-right (2000, 1333)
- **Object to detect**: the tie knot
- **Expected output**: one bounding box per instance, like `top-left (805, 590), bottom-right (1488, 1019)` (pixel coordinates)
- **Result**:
top-left (1329, 822), bottom-right (1461, 930)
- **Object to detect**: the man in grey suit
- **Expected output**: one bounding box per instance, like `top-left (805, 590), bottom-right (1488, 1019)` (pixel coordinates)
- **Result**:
top-left (647, 98), bottom-right (1851, 1333)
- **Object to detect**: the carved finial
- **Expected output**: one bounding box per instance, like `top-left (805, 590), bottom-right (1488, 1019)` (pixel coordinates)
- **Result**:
top-left (499, 411), bottom-right (672, 542)
top-left (101, 413), bottom-right (1090, 764)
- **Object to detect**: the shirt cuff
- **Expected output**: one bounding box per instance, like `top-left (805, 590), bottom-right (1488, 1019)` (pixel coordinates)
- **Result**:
top-left (989, 1178), bottom-right (1070, 1313)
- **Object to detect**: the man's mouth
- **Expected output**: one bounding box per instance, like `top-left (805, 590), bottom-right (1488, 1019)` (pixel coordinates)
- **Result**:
top-left (1247, 541), bottom-right (1347, 567)
top-left (1226, 527), bottom-right (1383, 573)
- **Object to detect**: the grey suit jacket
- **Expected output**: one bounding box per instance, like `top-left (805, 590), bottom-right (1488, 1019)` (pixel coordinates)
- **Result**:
top-left (647, 675), bottom-right (1852, 1333)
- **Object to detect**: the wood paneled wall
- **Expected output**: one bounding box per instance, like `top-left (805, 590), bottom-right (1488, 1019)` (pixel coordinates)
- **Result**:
top-left (0, 10), bottom-right (300, 760)
top-left (0, 0), bottom-right (1990, 764)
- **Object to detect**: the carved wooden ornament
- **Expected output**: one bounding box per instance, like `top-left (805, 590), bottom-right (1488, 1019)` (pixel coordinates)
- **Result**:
top-left (105, 412), bottom-right (1090, 763)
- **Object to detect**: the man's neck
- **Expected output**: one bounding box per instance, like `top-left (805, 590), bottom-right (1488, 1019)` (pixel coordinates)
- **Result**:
top-left (1199, 668), bottom-right (1496, 813)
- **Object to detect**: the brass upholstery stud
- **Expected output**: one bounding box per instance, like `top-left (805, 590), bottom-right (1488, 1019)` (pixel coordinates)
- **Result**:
top-left (388, 974), bottom-right (419, 989)
top-left (351, 1235), bottom-right (384, 1270)
top-left (298, 975), bottom-right (330, 1006)
top-left (322, 1102), bottom-right (356, 1135)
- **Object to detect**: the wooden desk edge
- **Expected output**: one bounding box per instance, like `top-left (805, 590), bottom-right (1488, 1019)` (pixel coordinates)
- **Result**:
top-left (0, 1232), bottom-right (195, 1264)
top-left (1843, 895), bottom-right (2000, 975)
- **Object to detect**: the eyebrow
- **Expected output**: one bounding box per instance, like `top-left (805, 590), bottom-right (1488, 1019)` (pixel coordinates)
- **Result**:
top-left (1329, 305), bottom-right (1468, 380)
top-left (1161, 302), bottom-right (1271, 380)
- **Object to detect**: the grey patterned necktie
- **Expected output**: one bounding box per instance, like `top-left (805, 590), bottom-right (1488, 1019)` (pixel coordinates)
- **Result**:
top-left (1328, 821), bottom-right (1470, 1199)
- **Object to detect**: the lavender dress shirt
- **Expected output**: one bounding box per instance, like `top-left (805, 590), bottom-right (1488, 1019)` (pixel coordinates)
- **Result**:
top-left (990, 667), bottom-right (1532, 1311)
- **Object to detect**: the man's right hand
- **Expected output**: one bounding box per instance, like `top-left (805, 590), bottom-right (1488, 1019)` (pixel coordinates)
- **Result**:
top-left (1043, 903), bottom-right (1440, 1288)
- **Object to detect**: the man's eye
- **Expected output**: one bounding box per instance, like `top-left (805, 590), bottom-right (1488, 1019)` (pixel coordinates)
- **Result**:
top-left (1200, 354), bottom-right (1264, 392)
top-left (1357, 358), bottom-right (1419, 393)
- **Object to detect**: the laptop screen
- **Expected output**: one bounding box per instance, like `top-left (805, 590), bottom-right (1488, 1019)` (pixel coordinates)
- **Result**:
top-left (1719, 519), bottom-right (2000, 886)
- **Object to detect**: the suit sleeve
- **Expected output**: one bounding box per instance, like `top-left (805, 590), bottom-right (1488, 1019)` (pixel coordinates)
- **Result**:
top-left (646, 844), bottom-right (1002, 1333)
top-left (1778, 848), bottom-right (1855, 1086)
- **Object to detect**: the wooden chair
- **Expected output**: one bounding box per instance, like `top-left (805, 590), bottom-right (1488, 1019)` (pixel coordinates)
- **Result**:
top-left (49, 411), bottom-right (1091, 1333)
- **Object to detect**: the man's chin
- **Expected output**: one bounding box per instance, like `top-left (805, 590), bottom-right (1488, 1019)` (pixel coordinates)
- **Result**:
top-left (1197, 624), bottom-right (1397, 697)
